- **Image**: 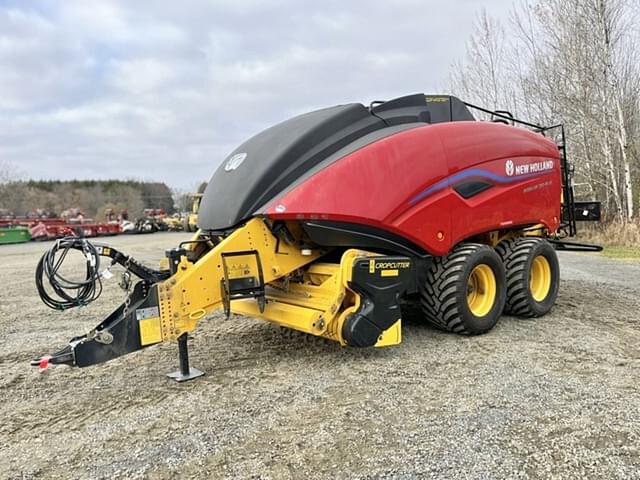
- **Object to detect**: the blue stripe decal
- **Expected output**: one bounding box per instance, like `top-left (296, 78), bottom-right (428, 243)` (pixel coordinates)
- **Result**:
top-left (408, 168), bottom-right (547, 205)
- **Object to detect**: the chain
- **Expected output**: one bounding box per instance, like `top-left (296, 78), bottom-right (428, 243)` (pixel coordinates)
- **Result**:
top-left (91, 255), bottom-right (132, 345)
top-left (121, 256), bottom-right (133, 320)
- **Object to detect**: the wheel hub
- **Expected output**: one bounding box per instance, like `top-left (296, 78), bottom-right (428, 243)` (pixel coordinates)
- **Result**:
top-left (466, 264), bottom-right (496, 317)
top-left (529, 255), bottom-right (551, 301)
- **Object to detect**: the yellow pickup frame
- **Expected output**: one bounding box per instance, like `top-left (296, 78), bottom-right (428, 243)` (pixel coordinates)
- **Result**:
top-left (145, 218), bottom-right (402, 349)
top-left (226, 249), bottom-right (401, 347)
top-left (154, 218), bottom-right (321, 342)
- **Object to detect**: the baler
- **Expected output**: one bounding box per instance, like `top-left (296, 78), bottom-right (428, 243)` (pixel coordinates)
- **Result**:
top-left (32, 94), bottom-right (601, 380)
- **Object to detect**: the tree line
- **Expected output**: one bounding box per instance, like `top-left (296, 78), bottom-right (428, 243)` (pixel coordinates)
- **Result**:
top-left (0, 174), bottom-right (174, 220)
top-left (451, 0), bottom-right (639, 221)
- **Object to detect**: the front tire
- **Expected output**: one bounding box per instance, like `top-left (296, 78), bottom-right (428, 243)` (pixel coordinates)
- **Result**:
top-left (420, 243), bottom-right (506, 335)
top-left (496, 237), bottom-right (559, 317)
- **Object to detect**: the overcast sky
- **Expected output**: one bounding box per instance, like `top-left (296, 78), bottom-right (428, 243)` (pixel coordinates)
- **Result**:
top-left (0, 0), bottom-right (513, 189)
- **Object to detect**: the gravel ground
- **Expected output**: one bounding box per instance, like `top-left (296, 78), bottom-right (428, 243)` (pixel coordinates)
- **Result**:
top-left (0, 233), bottom-right (639, 479)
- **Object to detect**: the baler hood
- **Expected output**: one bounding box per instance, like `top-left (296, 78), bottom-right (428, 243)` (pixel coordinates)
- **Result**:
top-left (198, 94), bottom-right (474, 231)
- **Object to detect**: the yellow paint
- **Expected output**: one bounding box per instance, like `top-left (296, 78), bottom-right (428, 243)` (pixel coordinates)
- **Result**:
top-left (139, 317), bottom-right (163, 345)
top-left (466, 264), bottom-right (496, 317)
top-left (156, 218), bottom-right (321, 342)
top-left (530, 255), bottom-right (551, 301)
top-left (522, 224), bottom-right (546, 237)
top-left (487, 229), bottom-right (520, 246)
top-left (380, 269), bottom-right (399, 277)
top-left (230, 249), bottom-right (402, 348)
top-left (425, 96), bottom-right (448, 103)
top-left (375, 319), bottom-right (401, 346)
top-left (188, 308), bottom-right (206, 320)
top-left (150, 219), bottom-right (402, 349)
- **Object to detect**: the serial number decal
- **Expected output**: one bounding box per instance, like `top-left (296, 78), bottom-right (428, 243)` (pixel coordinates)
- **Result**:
top-left (523, 180), bottom-right (552, 193)
top-left (136, 306), bottom-right (160, 321)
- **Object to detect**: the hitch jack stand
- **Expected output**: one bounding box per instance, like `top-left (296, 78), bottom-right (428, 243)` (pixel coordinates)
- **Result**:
top-left (166, 333), bottom-right (204, 382)
top-left (165, 247), bottom-right (204, 382)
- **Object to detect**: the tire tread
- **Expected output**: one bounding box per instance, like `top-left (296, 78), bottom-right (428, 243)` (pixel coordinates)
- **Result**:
top-left (497, 237), bottom-right (555, 317)
top-left (420, 243), bottom-right (494, 334)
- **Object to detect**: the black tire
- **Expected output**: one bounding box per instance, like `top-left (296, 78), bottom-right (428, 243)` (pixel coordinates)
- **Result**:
top-left (420, 243), bottom-right (506, 335)
top-left (496, 237), bottom-right (559, 317)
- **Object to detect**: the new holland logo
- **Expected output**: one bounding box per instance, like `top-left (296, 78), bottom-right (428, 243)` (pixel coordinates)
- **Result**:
top-left (505, 159), bottom-right (515, 177)
top-left (224, 152), bottom-right (247, 172)
top-left (507, 159), bottom-right (555, 176)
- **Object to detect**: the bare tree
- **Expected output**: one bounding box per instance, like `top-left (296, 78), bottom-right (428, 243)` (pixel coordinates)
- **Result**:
top-left (172, 188), bottom-right (191, 212)
top-left (0, 161), bottom-right (20, 184)
top-left (453, 0), bottom-right (639, 220)
top-left (450, 9), bottom-right (517, 114)
top-left (0, 162), bottom-right (22, 213)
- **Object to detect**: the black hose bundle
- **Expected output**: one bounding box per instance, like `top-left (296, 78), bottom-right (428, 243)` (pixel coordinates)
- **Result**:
top-left (35, 237), bottom-right (104, 310)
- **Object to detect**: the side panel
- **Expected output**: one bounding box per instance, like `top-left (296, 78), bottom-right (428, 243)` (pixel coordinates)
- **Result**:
top-left (265, 122), bottom-right (561, 255)
top-left (263, 125), bottom-right (452, 254)
top-left (438, 122), bottom-right (561, 245)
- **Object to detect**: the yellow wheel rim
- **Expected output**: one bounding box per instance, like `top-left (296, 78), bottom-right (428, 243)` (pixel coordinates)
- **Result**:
top-left (530, 255), bottom-right (551, 302)
top-left (466, 264), bottom-right (497, 317)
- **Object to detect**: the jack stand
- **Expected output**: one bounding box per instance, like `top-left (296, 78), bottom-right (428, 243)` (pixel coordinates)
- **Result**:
top-left (167, 333), bottom-right (204, 382)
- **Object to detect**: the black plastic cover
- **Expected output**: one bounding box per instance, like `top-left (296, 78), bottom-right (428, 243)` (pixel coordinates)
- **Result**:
top-left (373, 94), bottom-right (475, 124)
top-left (342, 255), bottom-right (414, 347)
top-left (301, 220), bottom-right (428, 258)
top-left (199, 104), bottom-right (384, 230)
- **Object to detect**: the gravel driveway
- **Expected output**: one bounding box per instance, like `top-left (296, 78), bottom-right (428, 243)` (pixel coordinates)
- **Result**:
top-left (0, 234), bottom-right (638, 479)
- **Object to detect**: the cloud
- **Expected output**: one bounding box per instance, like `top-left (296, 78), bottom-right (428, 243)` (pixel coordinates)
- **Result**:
top-left (0, 0), bottom-right (513, 189)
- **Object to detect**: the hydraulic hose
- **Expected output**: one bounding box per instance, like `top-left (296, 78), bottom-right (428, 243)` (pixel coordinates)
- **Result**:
top-left (35, 237), bottom-right (103, 310)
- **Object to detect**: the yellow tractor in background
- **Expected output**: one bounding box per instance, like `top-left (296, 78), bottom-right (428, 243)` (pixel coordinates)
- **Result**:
top-left (182, 193), bottom-right (203, 232)
top-left (162, 214), bottom-right (183, 231)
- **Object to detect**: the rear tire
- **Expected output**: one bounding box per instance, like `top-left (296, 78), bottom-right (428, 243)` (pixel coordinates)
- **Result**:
top-left (496, 237), bottom-right (559, 317)
top-left (420, 243), bottom-right (506, 335)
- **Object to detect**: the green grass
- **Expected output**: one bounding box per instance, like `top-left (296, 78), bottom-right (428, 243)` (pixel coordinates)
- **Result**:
top-left (601, 245), bottom-right (640, 259)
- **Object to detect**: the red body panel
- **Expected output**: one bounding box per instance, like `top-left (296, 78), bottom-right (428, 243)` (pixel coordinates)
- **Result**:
top-left (265, 122), bottom-right (561, 256)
